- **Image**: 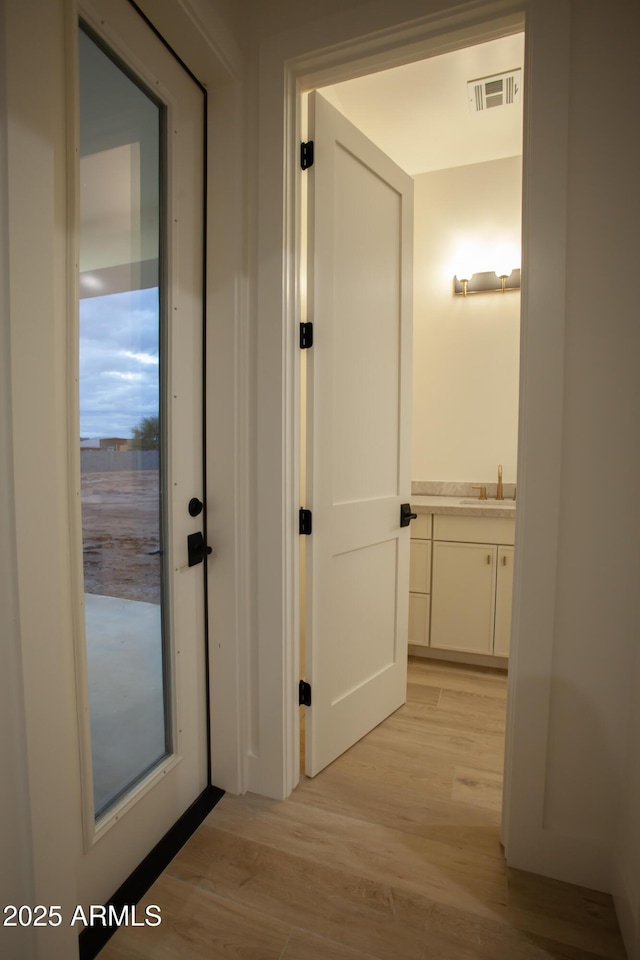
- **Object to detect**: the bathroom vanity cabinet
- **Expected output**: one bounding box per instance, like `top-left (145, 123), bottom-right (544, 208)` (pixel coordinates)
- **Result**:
top-left (408, 513), bottom-right (432, 649)
top-left (409, 508), bottom-right (515, 661)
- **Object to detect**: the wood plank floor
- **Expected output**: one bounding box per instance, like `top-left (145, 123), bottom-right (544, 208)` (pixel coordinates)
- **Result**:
top-left (100, 658), bottom-right (626, 960)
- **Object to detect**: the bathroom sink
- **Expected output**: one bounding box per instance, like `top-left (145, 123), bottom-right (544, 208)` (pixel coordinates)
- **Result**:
top-left (458, 498), bottom-right (515, 506)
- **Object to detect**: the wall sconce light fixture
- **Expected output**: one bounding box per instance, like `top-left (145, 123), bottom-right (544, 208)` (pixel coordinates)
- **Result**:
top-left (453, 267), bottom-right (520, 297)
top-left (454, 267), bottom-right (521, 296)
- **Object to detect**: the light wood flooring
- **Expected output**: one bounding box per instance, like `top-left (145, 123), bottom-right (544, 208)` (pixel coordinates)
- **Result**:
top-left (100, 657), bottom-right (626, 960)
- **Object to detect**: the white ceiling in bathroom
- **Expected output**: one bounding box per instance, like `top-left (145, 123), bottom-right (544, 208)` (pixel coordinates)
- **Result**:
top-left (318, 33), bottom-right (525, 176)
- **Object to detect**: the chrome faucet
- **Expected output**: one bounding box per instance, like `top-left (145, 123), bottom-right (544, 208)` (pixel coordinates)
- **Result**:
top-left (496, 464), bottom-right (504, 501)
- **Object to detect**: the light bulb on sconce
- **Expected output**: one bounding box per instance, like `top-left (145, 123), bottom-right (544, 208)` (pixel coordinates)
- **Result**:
top-left (453, 245), bottom-right (521, 296)
top-left (455, 273), bottom-right (470, 297)
top-left (494, 245), bottom-right (520, 292)
top-left (454, 260), bottom-right (475, 297)
top-left (495, 265), bottom-right (513, 293)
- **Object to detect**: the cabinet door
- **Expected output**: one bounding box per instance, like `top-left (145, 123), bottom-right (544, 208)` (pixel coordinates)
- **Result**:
top-left (409, 539), bottom-right (431, 594)
top-left (430, 542), bottom-right (496, 654)
top-left (494, 545), bottom-right (514, 657)
top-left (411, 513), bottom-right (432, 540)
top-left (409, 593), bottom-right (430, 646)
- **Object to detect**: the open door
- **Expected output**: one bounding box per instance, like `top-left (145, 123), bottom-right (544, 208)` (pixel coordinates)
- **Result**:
top-left (304, 91), bottom-right (414, 777)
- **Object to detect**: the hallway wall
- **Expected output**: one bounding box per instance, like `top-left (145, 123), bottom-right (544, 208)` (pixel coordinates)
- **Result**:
top-left (500, 0), bottom-right (640, 929)
top-left (542, 0), bottom-right (640, 873)
top-left (0, 9), bottom-right (35, 958)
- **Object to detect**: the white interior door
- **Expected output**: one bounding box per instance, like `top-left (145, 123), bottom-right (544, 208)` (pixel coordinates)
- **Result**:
top-left (304, 91), bottom-right (414, 777)
top-left (75, 0), bottom-right (207, 909)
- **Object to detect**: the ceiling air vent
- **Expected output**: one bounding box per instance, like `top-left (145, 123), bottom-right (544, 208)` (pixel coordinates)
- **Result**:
top-left (468, 69), bottom-right (522, 114)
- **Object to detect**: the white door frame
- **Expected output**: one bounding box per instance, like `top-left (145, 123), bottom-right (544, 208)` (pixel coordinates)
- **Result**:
top-left (133, 1), bottom-right (251, 801)
top-left (252, 0), bottom-right (574, 880)
top-left (103, 2), bottom-right (251, 803)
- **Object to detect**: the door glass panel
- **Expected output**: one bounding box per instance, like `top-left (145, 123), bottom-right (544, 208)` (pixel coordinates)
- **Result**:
top-left (78, 25), bottom-right (168, 819)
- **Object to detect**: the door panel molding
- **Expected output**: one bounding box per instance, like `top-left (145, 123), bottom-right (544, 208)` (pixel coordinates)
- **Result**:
top-left (304, 91), bottom-right (413, 776)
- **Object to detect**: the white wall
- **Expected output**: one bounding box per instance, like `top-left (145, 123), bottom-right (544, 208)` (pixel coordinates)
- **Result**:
top-left (547, 1), bottom-right (640, 954)
top-left (3, 1), bottom-right (84, 956)
top-left (412, 156), bottom-right (521, 483)
top-left (244, 0), bottom-right (372, 48)
top-left (542, 0), bottom-right (640, 849)
top-left (503, 0), bottom-right (640, 933)
top-left (0, 7), bottom-right (36, 957)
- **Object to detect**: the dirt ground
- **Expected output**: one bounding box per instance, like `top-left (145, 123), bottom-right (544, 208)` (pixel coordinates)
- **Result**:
top-left (81, 470), bottom-right (161, 604)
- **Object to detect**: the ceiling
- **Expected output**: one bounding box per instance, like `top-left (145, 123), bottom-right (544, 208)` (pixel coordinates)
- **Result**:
top-left (319, 33), bottom-right (525, 177)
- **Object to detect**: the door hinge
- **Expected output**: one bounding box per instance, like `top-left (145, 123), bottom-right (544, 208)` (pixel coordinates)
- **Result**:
top-left (300, 140), bottom-right (314, 170)
top-left (300, 322), bottom-right (313, 349)
top-left (299, 508), bottom-right (312, 535)
top-left (299, 680), bottom-right (312, 706)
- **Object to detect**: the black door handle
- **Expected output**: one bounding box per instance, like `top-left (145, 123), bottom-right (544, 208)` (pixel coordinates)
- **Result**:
top-left (187, 531), bottom-right (212, 567)
top-left (400, 503), bottom-right (418, 527)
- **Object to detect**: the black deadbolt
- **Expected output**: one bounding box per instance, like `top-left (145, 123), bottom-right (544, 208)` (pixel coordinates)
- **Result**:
top-left (187, 531), bottom-right (212, 567)
top-left (188, 497), bottom-right (203, 517)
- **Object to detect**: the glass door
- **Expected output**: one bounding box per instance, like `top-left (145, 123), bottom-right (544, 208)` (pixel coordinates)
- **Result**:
top-left (74, 0), bottom-right (207, 911)
top-left (79, 24), bottom-right (169, 820)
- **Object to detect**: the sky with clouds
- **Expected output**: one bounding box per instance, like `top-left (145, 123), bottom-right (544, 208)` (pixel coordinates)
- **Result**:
top-left (79, 288), bottom-right (159, 438)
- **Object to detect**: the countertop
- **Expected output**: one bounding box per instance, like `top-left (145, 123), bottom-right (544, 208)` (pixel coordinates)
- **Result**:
top-left (411, 494), bottom-right (516, 519)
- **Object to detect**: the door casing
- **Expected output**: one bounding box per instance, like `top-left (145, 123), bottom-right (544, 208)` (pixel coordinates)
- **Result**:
top-left (276, 2), bottom-right (525, 796)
